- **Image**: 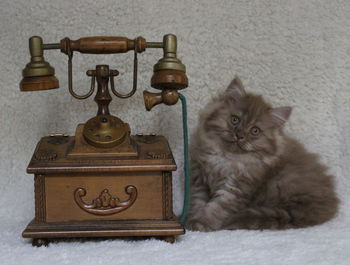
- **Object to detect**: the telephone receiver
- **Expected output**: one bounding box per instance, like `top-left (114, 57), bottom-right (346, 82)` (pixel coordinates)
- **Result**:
top-left (20, 34), bottom-right (188, 111)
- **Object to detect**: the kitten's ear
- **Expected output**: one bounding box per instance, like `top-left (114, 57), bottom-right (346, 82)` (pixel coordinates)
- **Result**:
top-left (225, 76), bottom-right (246, 101)
top-left (269, 107), bottom-right (292, 127)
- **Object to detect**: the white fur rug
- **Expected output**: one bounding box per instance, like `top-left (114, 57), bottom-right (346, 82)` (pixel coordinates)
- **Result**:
top-left (1, 217), bottom-right (349, 265)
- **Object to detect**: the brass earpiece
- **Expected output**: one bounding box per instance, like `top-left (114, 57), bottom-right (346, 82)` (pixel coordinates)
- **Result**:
top-left (20, 36), bottom-right (59, 91)
top-left (143, 34), bottom-right (188, 111)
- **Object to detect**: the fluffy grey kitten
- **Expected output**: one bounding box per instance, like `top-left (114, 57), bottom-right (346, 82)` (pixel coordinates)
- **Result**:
top-left (186, 77), bottom-right (339, 231)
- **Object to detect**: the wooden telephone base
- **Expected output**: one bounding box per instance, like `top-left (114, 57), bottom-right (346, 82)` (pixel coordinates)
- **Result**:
top-left (22, 126), bottom-right (184, 246)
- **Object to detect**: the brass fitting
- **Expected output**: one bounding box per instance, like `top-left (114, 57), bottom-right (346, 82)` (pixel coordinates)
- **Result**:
top-left (150, 34), bottom-right (188, 90)
top-left (153, 34), bottom-right (186, 73)
top-left (20, 36), bottom-right (59, 91)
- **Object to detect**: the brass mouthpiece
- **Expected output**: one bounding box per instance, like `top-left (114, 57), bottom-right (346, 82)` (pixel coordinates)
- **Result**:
top-left (20, 36), bottom-right (59, 91)
top-left (143, 89), bottom-right (179, 111)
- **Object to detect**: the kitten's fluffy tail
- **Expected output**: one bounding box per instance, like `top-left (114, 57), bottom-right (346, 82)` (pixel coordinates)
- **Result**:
top-left (225, 207), bottom-right (295, 230)
top-left (225, 203), bottom-right (337, 230)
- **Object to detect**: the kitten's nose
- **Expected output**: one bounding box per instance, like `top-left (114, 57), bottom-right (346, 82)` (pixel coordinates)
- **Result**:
top-left (236, 133), bottom-right (244, 140)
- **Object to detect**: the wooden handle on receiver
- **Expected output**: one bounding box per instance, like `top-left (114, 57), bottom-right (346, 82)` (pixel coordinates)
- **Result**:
top-left (61, 36), bottom-right (146, 54)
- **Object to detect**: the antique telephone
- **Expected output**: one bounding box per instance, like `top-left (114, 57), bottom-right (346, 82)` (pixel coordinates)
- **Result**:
top-left (20, 34), bottom-right (190, 246)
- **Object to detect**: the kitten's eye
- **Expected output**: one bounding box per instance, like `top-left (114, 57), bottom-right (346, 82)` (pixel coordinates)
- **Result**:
top-left (250, 126), bottom-right (260, 136)
top-left (231, 115), bottom-right (240, 125)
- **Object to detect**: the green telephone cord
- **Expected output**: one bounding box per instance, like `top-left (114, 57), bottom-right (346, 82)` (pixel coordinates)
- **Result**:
top-left (178, 93), bottom-right (190, 225)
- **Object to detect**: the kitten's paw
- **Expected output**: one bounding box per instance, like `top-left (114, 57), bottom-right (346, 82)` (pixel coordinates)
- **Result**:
top-left (186, 220), bottom-right (213, 232)
top-left (193, 222), bottom-right (212, 232)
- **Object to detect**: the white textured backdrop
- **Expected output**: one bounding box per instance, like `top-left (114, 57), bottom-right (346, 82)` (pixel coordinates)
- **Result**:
top-left (1, 0), bottom-right (350, 264)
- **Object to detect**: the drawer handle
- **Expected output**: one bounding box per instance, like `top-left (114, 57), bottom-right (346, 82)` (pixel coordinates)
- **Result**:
top-left (74, 186), bottom-right (137, 215)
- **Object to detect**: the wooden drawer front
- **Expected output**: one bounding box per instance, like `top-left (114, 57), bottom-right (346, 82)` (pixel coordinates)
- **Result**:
top-left (45, 172), bottom-right (163, 222)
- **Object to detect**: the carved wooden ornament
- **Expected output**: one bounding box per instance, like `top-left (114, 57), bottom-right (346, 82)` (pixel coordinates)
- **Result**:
top-left (74, 186), bottom-right (137, 215)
